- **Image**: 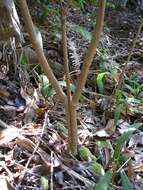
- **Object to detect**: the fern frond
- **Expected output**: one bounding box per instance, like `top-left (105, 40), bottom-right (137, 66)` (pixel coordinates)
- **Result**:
top-left (68, 39), bottom-right (81, 69)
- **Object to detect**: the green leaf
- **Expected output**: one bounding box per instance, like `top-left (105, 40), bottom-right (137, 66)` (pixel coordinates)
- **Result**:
top-left (113, 123), bottom-right (142, 161)
top-left (79, 146), bottom-right (93, 161)
top-left (40, 75), bottom-right (54, 99)
top-left (41, 84), bottom-right (54, 99)
top-left (40, 176), bottom-right (49, 190)
top-left (19, 52), bottom-right (28, 66)
top-left (91, 161), bottom-right (105, 176)
top-left (120, 170), bottom-right (133, 190)
top-left (114, 89), bottom-right (123, 101)
top-left (96, 72), bottom-right (106, 94)
top-left (124, 84), bottom-right (136, 95)
top-left (95, 170), bottom-right (112, 190)
top-left (78, 0), bottom-right (86, 9)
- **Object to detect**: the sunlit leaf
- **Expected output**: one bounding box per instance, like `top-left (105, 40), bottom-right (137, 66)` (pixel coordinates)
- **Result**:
top-left (40, 176), bottom-right (49, 190)
top-left (96, 72), bottom-right (106, 94)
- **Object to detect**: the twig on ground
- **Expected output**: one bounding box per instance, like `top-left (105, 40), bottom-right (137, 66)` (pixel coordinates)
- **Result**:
top-left (62, 165), bottom-right (95, 188)
top-left (17, 111), bottom-right (48, 189)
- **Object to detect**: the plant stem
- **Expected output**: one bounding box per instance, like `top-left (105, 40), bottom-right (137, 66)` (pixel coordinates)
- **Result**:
top-left (18, 0), bottom-right (66, 102)
top-left (61, 7), bottom-right (77, 154)
top-left (72, 0), bottom-right (106, 105)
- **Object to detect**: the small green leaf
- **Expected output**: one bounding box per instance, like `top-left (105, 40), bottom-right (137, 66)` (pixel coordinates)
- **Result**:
top-left (95, 170), bottom-right (112, 190)
top-left (41, 84), bottom-right (54, 99)
top-left (40, 176), bottom-right (49, 190)
top-left (79, 146), bottom-right (93, 161)
top-left (96, 72), bottom-right (106, 94)
top-left (20, 52), bottom-right (28, 66)
top-left (91, 161), bottom-right (105, 176)
top-left (120, 170), bottom-right (133, 190)
top-left (114, 89), bottom-right (123, 101)
top-left (113, 123), bottom-right (142, 161)
top-left (40, 75), bottom-right (54, 99)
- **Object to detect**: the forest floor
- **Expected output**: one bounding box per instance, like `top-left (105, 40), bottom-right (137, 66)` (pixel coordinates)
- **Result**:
top-left (0, 4), bottom-right (143, 190)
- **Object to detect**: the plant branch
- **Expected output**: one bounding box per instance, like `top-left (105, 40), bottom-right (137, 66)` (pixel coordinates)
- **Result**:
top-left (61, 7), bottom-right (71, 102)
top-left (72, 0), bottom-right (106, 105)
top-left (18, 0), bottom-right (66, 102)
top-left (61, 6), bottom-right (77, 154)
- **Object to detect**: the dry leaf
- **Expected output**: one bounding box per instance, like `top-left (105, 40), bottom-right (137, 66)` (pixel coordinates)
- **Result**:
top-left (0, 127), bottom-right (19, 145)
top-left (0, 177), bottom-right (9, 190)
top-left (95, 119), bottom-right (115, 137)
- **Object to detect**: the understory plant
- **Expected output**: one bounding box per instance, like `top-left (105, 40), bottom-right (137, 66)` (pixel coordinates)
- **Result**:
top-left (18, 0), bottom-right (106, 154)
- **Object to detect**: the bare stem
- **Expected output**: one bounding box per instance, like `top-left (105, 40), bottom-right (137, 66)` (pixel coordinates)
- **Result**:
top-left (72, 0), bottom-right (106, 105)
top-left (61, 7), bottom-right (77, 154)
top-left (18, 0), bottom-right (66, 102)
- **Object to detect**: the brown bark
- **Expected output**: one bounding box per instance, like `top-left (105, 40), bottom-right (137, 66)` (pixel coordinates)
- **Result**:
top-left (72, 0), bottom-right (106, 105)
top-left (61, 8), bottom-right (77, 153)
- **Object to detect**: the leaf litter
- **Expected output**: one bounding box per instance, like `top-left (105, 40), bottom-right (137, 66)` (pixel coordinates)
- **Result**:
top-left (0, 2), bottom-right (143, 190)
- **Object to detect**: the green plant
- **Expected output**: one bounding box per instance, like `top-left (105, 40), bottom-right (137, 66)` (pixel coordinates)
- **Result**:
top-left (95, 170), bottom-right (112, 190)
top-left (96, 72), bottom-right (107, 94)
top-left (120, 170), bottom-right (133, 190)
top-left (19, 0), bottom-right (106, 155)
top-left (124, 75), bottom-right (143, 98)
top-left (40, 176), bottom-right (49, 190)
top-left (39, 75), bottom-right (76, 100)
top-left (113, 122), bottom-right (142, 162)
top-left (39, 75), bottom-right (55, 99)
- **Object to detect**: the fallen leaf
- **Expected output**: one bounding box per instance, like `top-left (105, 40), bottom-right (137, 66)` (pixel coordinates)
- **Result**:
top-left (95, 119), bottom-right (115, 137)
top-left (0, 127), bottom-right (19, 145)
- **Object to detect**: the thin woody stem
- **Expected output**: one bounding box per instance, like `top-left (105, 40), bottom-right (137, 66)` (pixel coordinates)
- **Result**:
top-left (61, 7), bottom-right (77, 154)
top-left (72, 0), bottom-right (106, 105)
top-left (18, 0), bottom-right (66, 102)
